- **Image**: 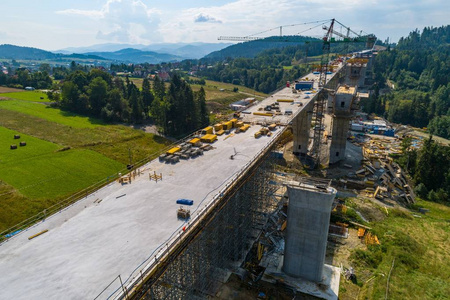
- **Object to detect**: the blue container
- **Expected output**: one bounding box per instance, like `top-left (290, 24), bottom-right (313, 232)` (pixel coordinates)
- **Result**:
top-left (384, 129), bottom-right (395, 137)
top-left (176, 199), bottom-right (194, 205)
top-left (295, 81), bottom-right (314, 90)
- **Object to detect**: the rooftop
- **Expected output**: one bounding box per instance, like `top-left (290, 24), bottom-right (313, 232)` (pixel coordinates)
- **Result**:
top-left (337, 85), bottom-right (356, 95)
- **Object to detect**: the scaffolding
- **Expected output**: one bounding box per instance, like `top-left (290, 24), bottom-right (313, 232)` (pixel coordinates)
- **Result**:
top-left (129, 142), bottom-right (282, 299)
top-left (310, 73), bottom-right (341, 167)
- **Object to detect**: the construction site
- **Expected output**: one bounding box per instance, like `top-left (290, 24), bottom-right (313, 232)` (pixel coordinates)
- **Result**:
top-left (0, 20), bottom-right (412, 300)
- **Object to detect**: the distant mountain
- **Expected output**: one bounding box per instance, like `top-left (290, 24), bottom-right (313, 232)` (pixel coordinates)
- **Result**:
top-left (0, 44), bottom-right (61, 60)
top-left (203, 36), bottom-right (320, 60)
top-left (56, 43), bottom-right (147, 54)
top-left (57, 42), bottom-right (232, 59)
top-left (84, 48), bottom-right (182, 64)
top-left (0, 44), bottom-right (107, 61)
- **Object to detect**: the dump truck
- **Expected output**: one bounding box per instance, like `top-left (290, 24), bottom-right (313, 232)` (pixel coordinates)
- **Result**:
top-left (213, 123), bottom-right (223, 132)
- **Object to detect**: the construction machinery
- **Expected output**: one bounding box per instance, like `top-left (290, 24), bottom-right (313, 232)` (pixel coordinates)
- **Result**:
top-left (219, 18), bottom-right (376, 168)
top-left (177, 207), bottom-right (190, 219)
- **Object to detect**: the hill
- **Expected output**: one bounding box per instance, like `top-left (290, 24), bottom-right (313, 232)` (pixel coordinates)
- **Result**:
top-left (362, 25), bottom-right (450, 138)
top-left (84, 48), bottom-right (182, 64)
top-left (57, 42), bottom-right (232, 59)
top-left (0, 44), bottom-right (106, 61)
top-left (203, 36), bottom-right (320, 60)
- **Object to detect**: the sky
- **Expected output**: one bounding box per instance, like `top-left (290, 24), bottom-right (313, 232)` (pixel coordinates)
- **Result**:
top-left (0, 0), bottom-right (448, 50)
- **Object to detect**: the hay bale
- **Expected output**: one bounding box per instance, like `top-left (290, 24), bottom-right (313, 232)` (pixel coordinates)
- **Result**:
top-left (10, 145), bottom-right (17, 150)
top-left (14, 135), bottom-right (20, 139)
top-left (20, 141), bottom-right (27, 146)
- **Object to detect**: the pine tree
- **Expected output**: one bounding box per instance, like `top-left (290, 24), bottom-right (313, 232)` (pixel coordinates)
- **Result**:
top-left (153, 75), bottom-right (166, 100)
top-left (129, 86), bottom-right (144, 123)
top-left (141, 78), bottom-right (154, 117)
top-left (196, 87), bottom-right (209, 128)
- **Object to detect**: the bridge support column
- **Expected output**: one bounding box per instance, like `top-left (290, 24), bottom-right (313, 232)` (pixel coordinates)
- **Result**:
top-left (292, 109), bottom-right (312, 156)
top-left (283, 182), bottom-right (336, 282)
top-left (329, 115), bottom-right (351, 164)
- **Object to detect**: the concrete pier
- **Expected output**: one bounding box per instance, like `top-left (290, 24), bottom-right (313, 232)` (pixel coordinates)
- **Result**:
top-left (283, 181), bottom-right (337, 282)
top-left (292, 109), bottom-right (312, 156)
top-left (329, 85), bottom-right (356, 164)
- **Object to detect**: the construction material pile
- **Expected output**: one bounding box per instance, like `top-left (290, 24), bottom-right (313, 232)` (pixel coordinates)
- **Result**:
top-left (342, 136), bottom-right (418, 205)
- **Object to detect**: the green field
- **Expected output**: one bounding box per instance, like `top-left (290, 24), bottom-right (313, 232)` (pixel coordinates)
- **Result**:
top-left (0, 100), bottom-right (104, 128)
top-left (0, 126), bottom-right (125, 230)
top-left (0, 99), bottom-right (170, 233)
top-left (338, 199), bottom-right (450, 299)
top-left (0, 91), bottom-right (51, 102)
top-left (0, 126), bottom-right (124, 198)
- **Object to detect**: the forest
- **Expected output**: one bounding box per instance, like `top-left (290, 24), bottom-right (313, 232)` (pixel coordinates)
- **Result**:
top-left (58, 68), bottom-right (208, 137)
top-left (196, 38), bottom-right (370, 94)
top-left (0, 67), bottom-right (53, 89)
top-left (398, 136), bottom-right (450, 203)
top-left (361, 25), bottom-right (450, 138)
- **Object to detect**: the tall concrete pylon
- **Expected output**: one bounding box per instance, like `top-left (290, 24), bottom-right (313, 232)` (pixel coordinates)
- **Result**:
top-left (283, 181), bottom-right (337, 282)
top-left (329, 85), bottom-right (357, 164)
top-left (292, 109), bottom-right (313, 156)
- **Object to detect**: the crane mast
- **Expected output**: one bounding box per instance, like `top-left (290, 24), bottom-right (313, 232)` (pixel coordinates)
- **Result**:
top-left (218, 19), bottom-right (375, 168)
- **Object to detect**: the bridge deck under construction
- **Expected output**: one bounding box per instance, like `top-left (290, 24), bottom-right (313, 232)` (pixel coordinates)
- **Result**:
top-left (0, 68), bottom-right (341, 299)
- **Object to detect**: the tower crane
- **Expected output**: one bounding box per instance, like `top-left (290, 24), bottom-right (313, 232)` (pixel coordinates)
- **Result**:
top-left (218, 19), bottom-right (376, 167)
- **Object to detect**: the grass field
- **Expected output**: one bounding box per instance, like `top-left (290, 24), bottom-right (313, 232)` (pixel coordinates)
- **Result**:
top-left (0, 91), bottom-right (50, 102)
top-left (0, 126), bottom-right (125, 231)
top-left (193, 79), bottom-right (267, 98)
top-left (338, 198), bottom-right (450, 299)
top-left (0, 101), bottom-right (170, 233)
top-left (0, 100), bottom-right (104, 128)
top-left (0, 126), bottom-right (124, 199)
top-left (0, 108), bottom-right (170, 163)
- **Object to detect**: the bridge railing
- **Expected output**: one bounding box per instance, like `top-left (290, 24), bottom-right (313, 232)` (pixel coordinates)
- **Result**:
top-left (97, 67), bottom-right (347, 299)
top-left (0, 129), bottom-right (208, 245)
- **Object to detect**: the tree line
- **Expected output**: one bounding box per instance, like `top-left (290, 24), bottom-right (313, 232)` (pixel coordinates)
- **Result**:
top-left (196, 39), bottom-right (370, 94)
top-left (399, 136), bottom-right (450, 203)
top-left (361, 25), bottom-right (450, 138)
top-left (58, 68), bottom-right (208, 137)
top-left (0, 68), bottom-right (53, 89)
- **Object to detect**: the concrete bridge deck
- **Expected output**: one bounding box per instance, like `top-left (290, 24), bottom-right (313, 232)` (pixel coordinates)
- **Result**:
top-left (0, 67), bottom-right (342, 299)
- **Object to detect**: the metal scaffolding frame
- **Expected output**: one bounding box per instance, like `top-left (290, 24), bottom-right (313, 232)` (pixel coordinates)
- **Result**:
top-left (130, 143), bottom-right (282, 299)
top-left (310, 72), bottom-right (342, 167)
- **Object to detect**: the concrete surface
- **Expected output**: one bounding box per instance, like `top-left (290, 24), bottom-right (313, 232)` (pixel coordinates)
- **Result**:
top-left (264, 254), bottom-right (340, 300)
top-left (0, 68), bottom-right (343, 299)
top-left (283, 182), bottom-right (337, 282)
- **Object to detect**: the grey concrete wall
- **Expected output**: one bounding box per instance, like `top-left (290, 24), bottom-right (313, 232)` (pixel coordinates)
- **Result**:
top-left (292, 107), bottom-right (312, 156)
top-left (329, 116), bottom-right (351, 164)
top-left (283, 184), bottom-right (336, 282)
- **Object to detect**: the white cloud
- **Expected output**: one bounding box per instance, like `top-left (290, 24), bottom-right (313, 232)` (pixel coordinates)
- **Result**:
top-left (56, 0), bottom-right (162, 44)
top-left (159, 0), bottom-right (450, 44)
top-left (48, 0), bottom-right (450, 47)
top-left (194, 14), bottom-right (222, 23)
